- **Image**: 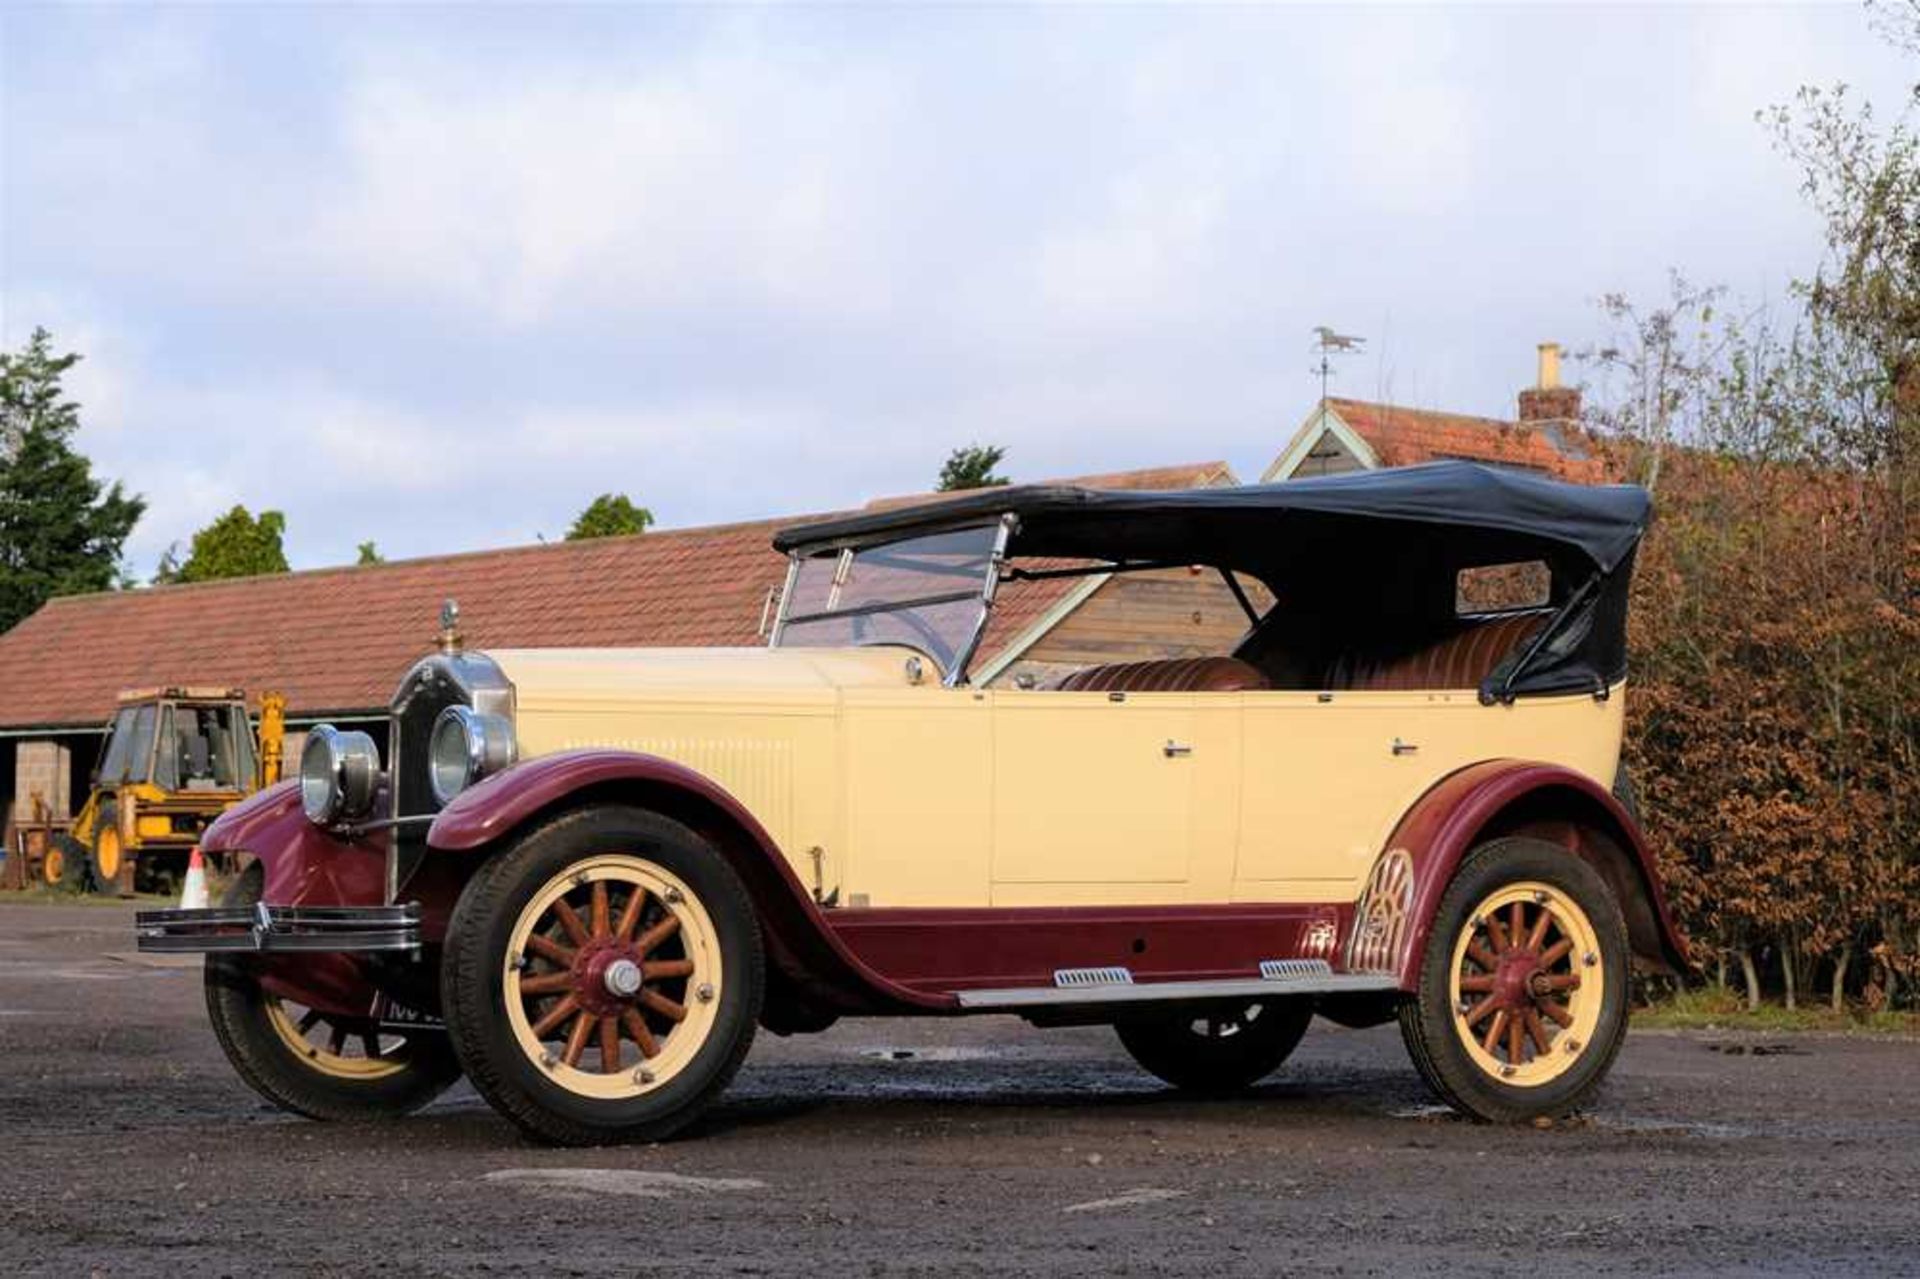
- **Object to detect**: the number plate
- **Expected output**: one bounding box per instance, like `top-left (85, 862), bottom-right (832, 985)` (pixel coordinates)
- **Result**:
top-left (372, 994), bottom-right (446, 1032)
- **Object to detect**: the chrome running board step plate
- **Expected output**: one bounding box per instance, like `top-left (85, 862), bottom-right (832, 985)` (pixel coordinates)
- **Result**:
top-left (955, 966), bottom-right (1397, 1010)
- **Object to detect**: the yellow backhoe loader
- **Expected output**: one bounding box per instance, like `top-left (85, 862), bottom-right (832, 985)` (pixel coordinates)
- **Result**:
top-left (45, 688), bottom-right (285, 896)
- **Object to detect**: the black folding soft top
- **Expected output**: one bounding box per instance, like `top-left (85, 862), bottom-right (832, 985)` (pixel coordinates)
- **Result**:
top-left (778, 461), bottom-right (1647, 572)
top-left (775, 461), bottom-right (1653, 699)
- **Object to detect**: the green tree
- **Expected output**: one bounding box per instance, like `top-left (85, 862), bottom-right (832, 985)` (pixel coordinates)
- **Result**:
top-left (174, 506), bottom-right (290, 583)
top-left (1763, 5), bottom-right (1919, 478)
top-left (0, 328), bottom-right (145, 632)
top-left (936, 444), bottom-right (1009, 492)
top-left (566, 493), bottom-right (654, 540)
top-left (356, 541), bottom-right (384, 565)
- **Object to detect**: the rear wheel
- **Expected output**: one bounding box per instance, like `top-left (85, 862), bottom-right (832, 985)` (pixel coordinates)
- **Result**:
top-left (204, 866), bottom-right (462, 1120)
top-left (1398, 837), bottom-right (1628, 1122)
top-left (1116, 998), bottom-right (1314, 1094)
top-left (441, 806), bottom-right (763, 1146)
top-left (47, 834), bottom-right (89, 892)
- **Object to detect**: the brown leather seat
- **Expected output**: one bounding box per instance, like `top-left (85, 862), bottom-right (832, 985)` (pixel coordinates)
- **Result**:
top-left (1051, 656), bottom-right (1270, 693)
top-left (1325, 612), bottom-right (1547, 692)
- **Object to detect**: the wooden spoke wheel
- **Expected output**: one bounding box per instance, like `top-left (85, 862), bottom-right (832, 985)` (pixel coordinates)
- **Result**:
top-left (501, 855), bottom-right (722, 1101)
top-left (204, 866), bottom-right (462, 1121)
top-left (1399, 837), bottom-right (1628, 1123)
top-left (1117, 997), bottom-right (1314, 1094)
top-left (442, 806), bottom-right (763, 1146)
top-left (1448, 882), bottom-right (1602, 1087)
top-left (264, 999), bottom-right (413, 1082)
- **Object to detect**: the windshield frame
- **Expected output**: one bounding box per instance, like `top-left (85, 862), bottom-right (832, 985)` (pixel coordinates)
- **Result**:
top-left (770, 514), bottom-right (1015, 686)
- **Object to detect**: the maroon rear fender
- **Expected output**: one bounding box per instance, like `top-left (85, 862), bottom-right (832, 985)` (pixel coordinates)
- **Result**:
top-left (427, 750), bottom-right (950, 1015)
top-left (1357, 761), bottom-right (1690, 990)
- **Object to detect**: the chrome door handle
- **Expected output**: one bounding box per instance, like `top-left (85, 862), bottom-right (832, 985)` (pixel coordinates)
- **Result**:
top-left (1164, 741), bottom-right (1193, 758)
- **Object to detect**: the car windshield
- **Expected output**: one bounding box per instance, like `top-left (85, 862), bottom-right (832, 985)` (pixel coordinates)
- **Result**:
top-left (773, 525), bottom-right (1000, 673)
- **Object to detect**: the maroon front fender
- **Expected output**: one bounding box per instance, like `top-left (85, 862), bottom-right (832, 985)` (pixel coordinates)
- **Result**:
top-left (428, 750), bottom-right (756, 853)
top-left (198, 780), bottom-right (390, 1018)
top-left (1371, 761), bottom-right (1690, 989)
top-left (202, 781), bottom-right (386, 908)
top-left (428, 750), bottom-right (950, 1014)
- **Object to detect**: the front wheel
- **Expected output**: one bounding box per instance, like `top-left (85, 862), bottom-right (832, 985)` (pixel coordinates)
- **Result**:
top-left (89, 803), bottom-right (126, 896)
top-left (1116, 998), bottom-right (1314, 1094)
top-left (441, 806), bottom-right (764, 1147)
top-left (1398, 836), bottom-right (1628, 1122)
top-left (204, 867), bottom-right (463, 1120)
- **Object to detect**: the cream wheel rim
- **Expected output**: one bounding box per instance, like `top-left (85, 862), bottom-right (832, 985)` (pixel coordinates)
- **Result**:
top-left (1448, 880), bottom-right (1604, 1088)
top-left (264, 999), bottom-right (410, 1080)
top-left (502, 854), bottom-right (722, 1101)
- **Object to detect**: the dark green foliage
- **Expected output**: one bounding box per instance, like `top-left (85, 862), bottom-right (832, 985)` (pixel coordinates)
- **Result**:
top-left (566, 494), bottom-right (654, 540)
top-left (175, 506), bottom-right (290, 583)
top-left (0, 329), bottom-right (145, 633)
top-left (936, 444), bottom-right (1009, 492)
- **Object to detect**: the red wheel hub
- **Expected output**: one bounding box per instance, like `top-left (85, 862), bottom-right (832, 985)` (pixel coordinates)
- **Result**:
top-left (1493, 949), bottom-right (1542, 1010)
top-left (572, 939), bottom-right (644, 1018)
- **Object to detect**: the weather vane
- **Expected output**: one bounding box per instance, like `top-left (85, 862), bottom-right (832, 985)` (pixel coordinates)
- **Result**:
top-left (1311, 326), bottom-right (1365, 403)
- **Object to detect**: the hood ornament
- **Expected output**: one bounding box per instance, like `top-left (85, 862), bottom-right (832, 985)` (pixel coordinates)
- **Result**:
top-left (437, 598), bottom-right (463, 654)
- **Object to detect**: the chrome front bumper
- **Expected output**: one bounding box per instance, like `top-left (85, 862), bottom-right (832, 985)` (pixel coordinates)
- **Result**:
top-left (135, 902), bottom-right (421, 955)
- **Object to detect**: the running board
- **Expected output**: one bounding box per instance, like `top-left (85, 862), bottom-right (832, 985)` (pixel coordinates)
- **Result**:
top-left (953, 961), bottom-right (1398, 1010)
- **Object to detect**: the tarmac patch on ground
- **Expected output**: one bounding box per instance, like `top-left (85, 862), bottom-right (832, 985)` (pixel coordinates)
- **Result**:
top-left (1061, 1187), bottom-right (1189, 1214)
top-left (482, 1168), bottom-right (767, 1199)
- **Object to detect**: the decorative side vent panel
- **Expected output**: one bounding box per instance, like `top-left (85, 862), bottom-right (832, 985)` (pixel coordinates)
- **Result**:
top-left (1053, 966), bottom-right (1134, 989)
top-left (1347, 848), bottom-right (1415, 975)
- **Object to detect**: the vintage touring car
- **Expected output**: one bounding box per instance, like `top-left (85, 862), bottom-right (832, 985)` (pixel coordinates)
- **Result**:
top-left (139, 461), bottom-right (1687, 1145)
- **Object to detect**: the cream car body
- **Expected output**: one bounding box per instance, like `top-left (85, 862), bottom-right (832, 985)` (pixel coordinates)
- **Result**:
top-left (493, 645), bottom-right (1626, 910)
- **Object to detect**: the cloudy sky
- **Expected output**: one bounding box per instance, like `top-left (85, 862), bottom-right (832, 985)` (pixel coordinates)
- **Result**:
top-left (2, 3), bottom-right (1911, 574)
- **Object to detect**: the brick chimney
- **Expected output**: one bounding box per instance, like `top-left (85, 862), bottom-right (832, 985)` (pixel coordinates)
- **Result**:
top-left (1517, 342), bottom-right (1581, 423)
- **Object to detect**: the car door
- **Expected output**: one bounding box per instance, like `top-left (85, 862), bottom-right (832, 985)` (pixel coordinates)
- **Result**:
top-left (988, 689), bottom-right (1196, 895)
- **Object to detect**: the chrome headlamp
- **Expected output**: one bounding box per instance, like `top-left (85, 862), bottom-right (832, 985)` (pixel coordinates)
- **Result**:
top-left (428, 704), bottom-right (517, 805)
top-left (300, 724), bottom-right (382, 826)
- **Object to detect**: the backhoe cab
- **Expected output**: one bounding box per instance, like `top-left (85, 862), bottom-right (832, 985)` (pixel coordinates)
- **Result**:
top-left (46, 688), bottom-right (284, 895)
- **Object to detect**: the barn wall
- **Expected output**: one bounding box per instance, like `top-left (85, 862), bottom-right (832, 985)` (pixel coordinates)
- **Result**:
top-left (10, 740), bottom-right (73, 823)
top-left (994, 569), bottom-right (1271, 688)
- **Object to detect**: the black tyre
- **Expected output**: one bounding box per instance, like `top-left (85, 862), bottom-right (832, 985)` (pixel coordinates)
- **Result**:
top-left (87, 802), bottom-right (126, 896)
top-left (1397, 836), bottom-right (1629, 1122)
top-left (47, 833), bottom-right (90, 892)
top-left (205, 866), bottom-right (462, 1120)
top-left (440, 805), bottom-right (764, 1147)
top-left (1116, 998), bottom-right (1314, 1094)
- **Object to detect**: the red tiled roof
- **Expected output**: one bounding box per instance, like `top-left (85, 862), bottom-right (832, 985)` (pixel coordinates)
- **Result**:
top-left (0, 462), bottom-right (1229, 730)
top-left (1325, 398), bottom-right (1610, 482)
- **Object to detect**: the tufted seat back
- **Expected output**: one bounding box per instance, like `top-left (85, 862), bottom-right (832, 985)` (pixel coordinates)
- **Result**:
top-left (1051, 656), bottom-right (1271, 694)
top-left (1323, 612), bottom-right (1547, 692)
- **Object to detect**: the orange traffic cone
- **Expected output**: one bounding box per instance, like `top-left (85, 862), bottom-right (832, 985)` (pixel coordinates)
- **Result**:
top-left (179, 847), bottom-right (211, 911)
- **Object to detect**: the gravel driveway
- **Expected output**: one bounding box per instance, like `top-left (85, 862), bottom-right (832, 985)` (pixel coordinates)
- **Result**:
top-left (2, 901), bottom-right (1915, 1276)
